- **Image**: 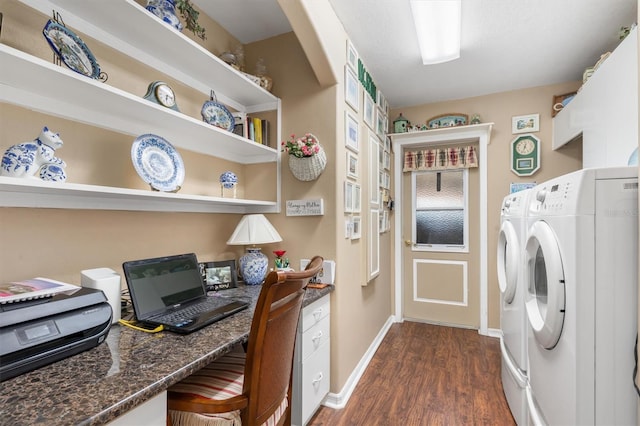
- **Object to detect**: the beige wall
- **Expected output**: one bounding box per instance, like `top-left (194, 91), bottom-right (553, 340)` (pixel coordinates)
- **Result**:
top-left (390, 81), bottom-right (583, 328)
top-left (245, 26), bottom-right (395, 392)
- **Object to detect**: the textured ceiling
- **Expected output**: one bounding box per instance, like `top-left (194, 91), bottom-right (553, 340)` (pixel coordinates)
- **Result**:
top-left (193, 0), bottom-right (637, 108)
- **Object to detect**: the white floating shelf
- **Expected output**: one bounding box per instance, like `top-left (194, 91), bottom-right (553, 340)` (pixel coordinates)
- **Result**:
top-left (0, 44), bottom-right (278, 165)
top-left (16, 0), bottom-right (279, 113)
top-left (0, 177), bottom-right (278, 214)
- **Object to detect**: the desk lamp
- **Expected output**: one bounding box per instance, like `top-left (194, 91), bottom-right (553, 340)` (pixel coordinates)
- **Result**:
top-left (227, 214), bottom-right (282, 285)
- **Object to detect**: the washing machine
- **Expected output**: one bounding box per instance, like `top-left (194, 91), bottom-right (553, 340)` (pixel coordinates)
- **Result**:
top-left (524, 166), bottom-right (638, 425)
top-left (498, 188), bottom-right (531, 425)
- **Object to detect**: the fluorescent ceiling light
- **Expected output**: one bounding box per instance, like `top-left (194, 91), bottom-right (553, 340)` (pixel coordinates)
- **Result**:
top-left (410, 0), bottom-right (461, 65)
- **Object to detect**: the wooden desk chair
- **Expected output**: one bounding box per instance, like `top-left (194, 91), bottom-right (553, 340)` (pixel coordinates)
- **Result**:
top-left (167, 255), bottom-right (324, 426)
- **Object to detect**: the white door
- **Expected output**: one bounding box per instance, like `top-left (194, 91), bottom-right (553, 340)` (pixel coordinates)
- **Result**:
top-left (401, 167), bottom-right (480, 328)
top-left (524, 220), bottom-right (566, 349)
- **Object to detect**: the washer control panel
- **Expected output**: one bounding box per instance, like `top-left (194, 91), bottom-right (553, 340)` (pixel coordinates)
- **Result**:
top-left (529, 177), bottom-right (577, 215)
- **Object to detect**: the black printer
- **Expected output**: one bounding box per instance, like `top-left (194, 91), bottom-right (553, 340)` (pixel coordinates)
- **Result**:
top-left (0, 287), bottom-right (112, 381)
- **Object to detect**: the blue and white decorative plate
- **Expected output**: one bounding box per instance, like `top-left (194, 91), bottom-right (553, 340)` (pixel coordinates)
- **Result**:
top-left (131, 134), bottom-right (185, 192)
top-left (43, 20), bottom-right (101, 79)
top-left (201, 100), bottom-right (235, 132)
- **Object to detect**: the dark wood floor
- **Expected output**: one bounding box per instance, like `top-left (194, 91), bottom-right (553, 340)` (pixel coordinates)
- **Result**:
top-left (307, 322), bottom-right (515, 426)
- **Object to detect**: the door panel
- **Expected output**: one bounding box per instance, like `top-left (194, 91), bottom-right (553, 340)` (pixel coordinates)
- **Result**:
top-left (402, 167), bottom-right (480, 328)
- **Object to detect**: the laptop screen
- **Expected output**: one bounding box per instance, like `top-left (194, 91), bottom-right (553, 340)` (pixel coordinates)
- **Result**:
top-left (123, 253), bottom-right (206, 320)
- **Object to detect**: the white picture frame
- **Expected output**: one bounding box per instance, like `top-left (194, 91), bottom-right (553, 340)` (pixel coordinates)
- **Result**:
top-left (344, 181), bottom-right (354, 213)
top-left (369, 131), bottom-right (380, 206)
top-left (346, 39), bottom-right (358, 71)
top-left (368, 209), bottom-right (380, 280)
top-left (351, 215), bottom-right (362, 240)
top-left (345, 110), bottom-right (359, 152)
top-left (345, 66), bottom-right (359, 112)
top-left (376, 107), bottom-right (386, 138)
top-left (512, 113), bottom-right (540, 134)
top-left (384, 136), bottom-right (391, 152)
top-left (353, 183), bottom-right (361, 213)
top-left (346, 151), bottom-right (359, 180)
top-left (383, 151), bottom-right (391, 170)
top-left (363, 92), bottom-right (375, 130)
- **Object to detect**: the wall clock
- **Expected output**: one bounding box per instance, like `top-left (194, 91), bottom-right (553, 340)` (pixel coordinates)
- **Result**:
top-left (143, 81), bottom-right (180, 112)
top-left (510, 134), bottom-right (540, 176)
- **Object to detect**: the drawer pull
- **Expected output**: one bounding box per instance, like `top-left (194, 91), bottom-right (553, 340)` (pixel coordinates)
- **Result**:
top-left (312, 372), bottom-right (323, 385)
top-left (312, 308), bottom-right (324, 321)
top-left (312, 331), bottom-right (323, 344)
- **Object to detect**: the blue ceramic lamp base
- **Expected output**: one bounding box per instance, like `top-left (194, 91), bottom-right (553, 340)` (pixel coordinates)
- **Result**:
top-left (239, 248), bottom-right (268, 285)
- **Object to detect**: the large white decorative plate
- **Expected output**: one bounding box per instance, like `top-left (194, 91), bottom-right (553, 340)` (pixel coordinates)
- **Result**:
top-left (42, 20), bottom-right (101, 79)
top-left (131, 134), bottom-right (185, 192)
top-left (201, 100), bottom-right (235, 132)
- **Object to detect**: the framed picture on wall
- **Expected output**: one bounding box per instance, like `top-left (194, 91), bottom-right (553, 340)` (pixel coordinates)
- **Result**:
top-left (345, 110), bottom-right (359, 152)
top-left (344, 181), bottom-right (354, 213)
top-left (363, 92), bottom-right (375, 129)
top-left (369, 131), bottom-right (380, 206)
top-left (346, 39), bottom-right (358, 71)
top-left (345, 66), bottom-right (359, 112)
top-left (353, 183), bottom-right (361, 213)
top-left (347, 151), bottom-right (359, 180)
top-left (512, 113), bottom-right (539, 134)
top-left (351, 215), bottom-right (362, 240)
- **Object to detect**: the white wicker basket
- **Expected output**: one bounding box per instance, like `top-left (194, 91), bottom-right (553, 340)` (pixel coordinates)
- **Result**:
top-left (288, 146), bottom-right (327, 181)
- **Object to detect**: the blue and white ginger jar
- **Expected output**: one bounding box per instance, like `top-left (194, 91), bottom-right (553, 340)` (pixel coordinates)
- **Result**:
top-left (219, 171), bottom-right (238, 189)
top-left (240, 248), bottom-right (268, 286)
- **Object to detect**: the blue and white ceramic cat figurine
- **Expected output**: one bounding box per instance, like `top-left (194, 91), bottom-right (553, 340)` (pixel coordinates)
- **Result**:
top-left (1, 127), bottom-right (67, 182)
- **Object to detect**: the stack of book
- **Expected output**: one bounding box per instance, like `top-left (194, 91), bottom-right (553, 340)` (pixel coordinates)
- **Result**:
top-left (232, 113), bottom-right (271, 147)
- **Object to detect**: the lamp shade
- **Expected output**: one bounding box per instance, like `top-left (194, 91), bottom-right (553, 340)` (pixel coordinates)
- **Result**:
top-left (226, 214), bottom-right (283, 246)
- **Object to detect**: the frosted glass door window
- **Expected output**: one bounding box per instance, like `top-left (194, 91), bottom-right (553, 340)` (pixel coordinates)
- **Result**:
top-left (414, 170), bottom-right (467, 249)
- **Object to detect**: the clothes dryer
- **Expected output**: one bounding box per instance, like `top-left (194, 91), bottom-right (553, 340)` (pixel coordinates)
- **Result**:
top-left (498, 188), bottom-right (531, 425)
top-left (524, 166), bottom-right (638, 425)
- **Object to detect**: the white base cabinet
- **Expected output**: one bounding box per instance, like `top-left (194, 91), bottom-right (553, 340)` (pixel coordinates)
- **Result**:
top-left (292, 295), bottom-right (330, 426)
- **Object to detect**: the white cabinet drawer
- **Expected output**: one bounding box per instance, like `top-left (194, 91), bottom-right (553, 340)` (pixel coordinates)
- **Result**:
top-left (300, 296), bottom-right (330, 332)
top-left (300, 317), bottom-right (330, 361)
top-left (300, 341), bottom-right (330, 425)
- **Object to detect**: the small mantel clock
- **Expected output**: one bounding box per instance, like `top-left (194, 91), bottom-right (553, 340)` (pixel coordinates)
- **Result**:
top-left (143, 81), bottom-right (180, 112)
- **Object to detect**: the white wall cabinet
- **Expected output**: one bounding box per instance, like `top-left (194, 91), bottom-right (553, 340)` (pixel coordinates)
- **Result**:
top-left (2, 0), bottom-right (281, 214)
top-left (552, 27), bottom-right (638, 169)
top-left (292, 294), bottom-right (330, 426)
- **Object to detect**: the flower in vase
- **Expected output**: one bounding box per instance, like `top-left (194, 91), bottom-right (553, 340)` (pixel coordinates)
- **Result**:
top-left (273, 250), bottom-right (289, 269)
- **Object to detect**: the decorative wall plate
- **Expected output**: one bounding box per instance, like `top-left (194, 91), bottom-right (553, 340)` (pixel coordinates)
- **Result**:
top-left (43, 20), bottom-right (101, 79)
top-left (427, 113), bottom-right (468, 129)
top-left (201, 100), bottom-right (235, 132)
top-left (131, 134), bottom-right (185, 192)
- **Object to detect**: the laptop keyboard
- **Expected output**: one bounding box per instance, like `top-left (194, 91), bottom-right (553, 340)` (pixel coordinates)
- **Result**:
top-left (154, 297), bottom-right (237, 326)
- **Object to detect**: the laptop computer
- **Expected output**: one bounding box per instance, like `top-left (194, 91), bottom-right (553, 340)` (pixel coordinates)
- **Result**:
top-left (122, 253), bottom-right (248, 334)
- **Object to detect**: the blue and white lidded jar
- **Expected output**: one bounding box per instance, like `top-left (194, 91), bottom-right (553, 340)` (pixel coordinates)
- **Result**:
top-left (219, 171), bottom-right (238, 197)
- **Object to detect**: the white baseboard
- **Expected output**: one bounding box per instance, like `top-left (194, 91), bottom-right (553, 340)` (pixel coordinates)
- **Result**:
top-left (484, 327), bottom-right (502, 338)
top-left (322, 315), bottom-right (396, 409)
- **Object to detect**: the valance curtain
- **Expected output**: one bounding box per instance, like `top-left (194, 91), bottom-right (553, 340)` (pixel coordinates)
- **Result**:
top-left (403, 146), bottom-right (478, 171)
